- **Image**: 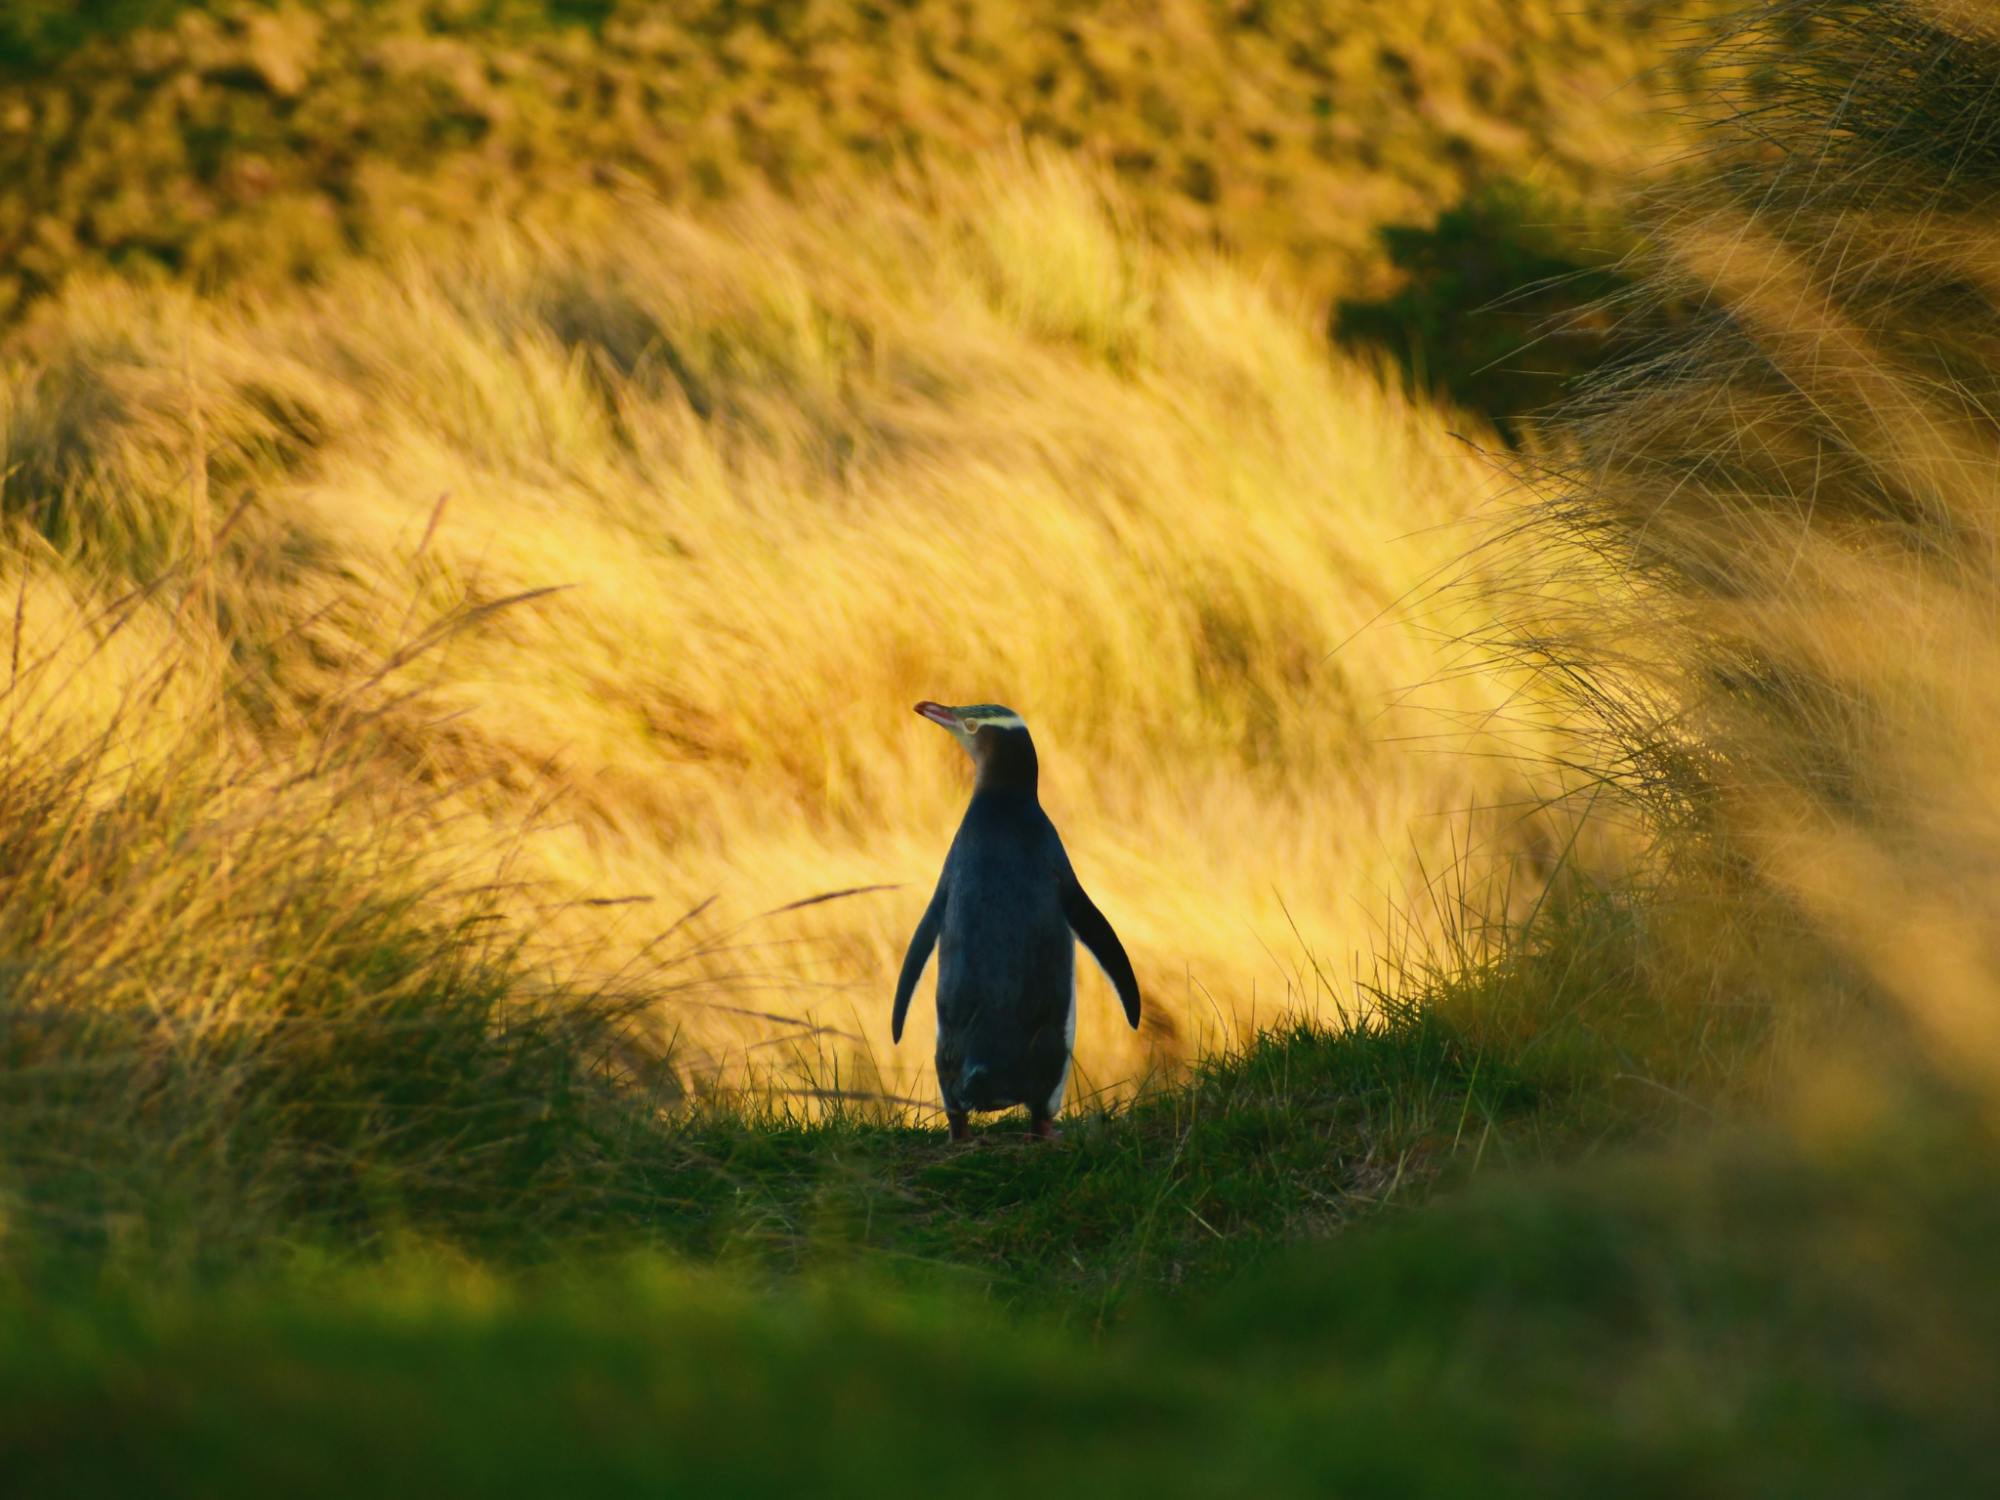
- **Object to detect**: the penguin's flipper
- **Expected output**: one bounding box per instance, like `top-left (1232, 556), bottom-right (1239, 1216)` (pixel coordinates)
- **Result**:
top-left (1061, 874), bottom-right (1142, 1029)
top-left (892, 884), bottom-right (947, 1042)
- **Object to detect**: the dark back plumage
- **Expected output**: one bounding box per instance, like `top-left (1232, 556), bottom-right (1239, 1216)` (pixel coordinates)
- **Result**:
top-left (893, 701), bottom-right (1142, 1132)
top-left (932, 786), bottom-right (1074, 1111)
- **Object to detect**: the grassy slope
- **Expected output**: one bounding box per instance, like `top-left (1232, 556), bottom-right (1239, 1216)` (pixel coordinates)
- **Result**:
top-left (0, 0), bottom-right (1707, 320)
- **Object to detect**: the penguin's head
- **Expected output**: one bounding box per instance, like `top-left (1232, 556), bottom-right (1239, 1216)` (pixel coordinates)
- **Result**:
top-left (915, 701), bottom-right (1037, 789)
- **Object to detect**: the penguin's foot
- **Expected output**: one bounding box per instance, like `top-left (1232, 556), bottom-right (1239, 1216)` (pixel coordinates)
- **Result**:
top-left (1030, 1117), bottom-right (1060, 1141)
top-left (947, 1111), bottom-right (971, 1143)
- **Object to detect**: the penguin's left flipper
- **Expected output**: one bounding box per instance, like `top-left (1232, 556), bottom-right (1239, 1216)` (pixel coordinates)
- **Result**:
top-left (892, 883), bottom-right (947, 1042)
top-left (1060, 872), bottom-right (1142, 1029)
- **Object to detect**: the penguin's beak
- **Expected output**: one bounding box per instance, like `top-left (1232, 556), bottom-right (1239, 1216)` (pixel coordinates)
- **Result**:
top-left (914, 701), bottom-right (964, 732)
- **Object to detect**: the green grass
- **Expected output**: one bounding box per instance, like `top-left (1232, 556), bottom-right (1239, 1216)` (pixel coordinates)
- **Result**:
top-left (18, 762), bottom-right (1925, 1500)
top-left (617, 1000), bottom-right (1547, 1312)
top-left (7, 1118), bottom-right (1993, 1499)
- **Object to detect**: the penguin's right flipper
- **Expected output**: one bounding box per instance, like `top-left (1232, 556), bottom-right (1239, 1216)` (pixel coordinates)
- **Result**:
top-left (892, 884), bottom-right (947, 1042)
top-left (1061, 874), bottom-right (1142, 1029)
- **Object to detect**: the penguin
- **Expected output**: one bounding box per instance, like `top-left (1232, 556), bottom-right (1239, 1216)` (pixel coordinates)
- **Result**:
top-left (892, 701), bottom-right (1142, 1141)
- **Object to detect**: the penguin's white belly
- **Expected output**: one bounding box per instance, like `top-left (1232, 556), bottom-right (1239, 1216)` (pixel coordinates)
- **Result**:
top-left (1044, 962), bottom-right (1077, 1119)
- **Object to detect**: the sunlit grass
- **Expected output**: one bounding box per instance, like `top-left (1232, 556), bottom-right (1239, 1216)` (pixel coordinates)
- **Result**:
top-left (3, 156), bottom-right (1592, 1112)
top-left (1499, 0), bottom-right (2000, 1125)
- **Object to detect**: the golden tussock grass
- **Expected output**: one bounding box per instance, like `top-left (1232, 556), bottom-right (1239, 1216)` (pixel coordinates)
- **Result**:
top-left (1511, 0), bottom-right (2000, 1125)
top-left (0, 562), bottom-right (674, 1251)
top-left (1, 155), bottom-right (1581, 1113)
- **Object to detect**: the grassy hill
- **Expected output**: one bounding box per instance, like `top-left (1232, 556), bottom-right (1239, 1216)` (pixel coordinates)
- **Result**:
top-left (0, 0), bottom-right (1708, 324)
top-left (5, 0), bottom-right (2000, 1491)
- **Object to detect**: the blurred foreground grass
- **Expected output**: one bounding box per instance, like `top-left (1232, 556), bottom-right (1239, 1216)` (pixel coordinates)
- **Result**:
top-left (11, 1117), bottom-right (1996, 1499)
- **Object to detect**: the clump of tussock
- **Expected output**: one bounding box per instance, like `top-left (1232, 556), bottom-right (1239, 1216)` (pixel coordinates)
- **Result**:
top-left (0, 295), bottom-right (345, 581)
top-left (1505, 1), bottom-right (2000, 1112)
top-left (0, 563), bottom-right (684, 1266)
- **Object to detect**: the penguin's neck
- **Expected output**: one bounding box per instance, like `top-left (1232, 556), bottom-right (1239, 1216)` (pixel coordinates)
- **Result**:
top-left (972, 733), bottom-right (1039, 800)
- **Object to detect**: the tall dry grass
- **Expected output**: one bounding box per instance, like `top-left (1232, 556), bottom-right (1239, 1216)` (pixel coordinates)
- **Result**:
top-left (0, 553), bottom-right (697, 1257)
top-left (2, 156), bottom-right (1576, 1110)
top-left (1510, 0), bottom-right (2000, 1121)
